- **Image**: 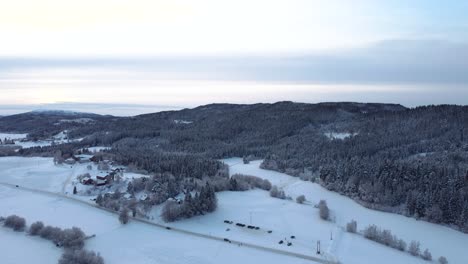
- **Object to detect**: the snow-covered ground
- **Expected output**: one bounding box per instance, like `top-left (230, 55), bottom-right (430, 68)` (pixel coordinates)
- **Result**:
top-left (151, 189), bottom-right (336, 261)
top-left (87, 146), bottom-right (111, 152)
top-left (0, 185), bottom-right (312, 264)
top-left (0, 227), bottom-right (62, 264)
top-left (1, 156), bottom-right (467, 264)
top-left (0, 157), bottom-right (128, 195)
top-left (0, 133), bottom-right (28, 140)
top-left (174, 119), bottom-right (193, 125)
top-left (0, 130), bottom-right (83, 149)
top-left (223, 158), bottom-right (468, 264)
top-left (324, 132), bottom-right (355, 140)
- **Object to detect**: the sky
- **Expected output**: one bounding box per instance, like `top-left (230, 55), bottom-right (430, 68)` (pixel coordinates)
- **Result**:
top-left (0, 0), bottom-right (467, 115)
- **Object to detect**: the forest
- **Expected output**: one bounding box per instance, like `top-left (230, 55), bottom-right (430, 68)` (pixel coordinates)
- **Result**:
top-left (1, 102), bottom-right (467, 232)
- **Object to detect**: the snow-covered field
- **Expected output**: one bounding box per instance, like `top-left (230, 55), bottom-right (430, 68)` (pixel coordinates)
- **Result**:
top-left (152, 189), bottom-right (337, 261)
top-left (0, 227), bottom-right (61, 264)
top-left (0, 130), bottom-right (83, 149)
top-left (223, 158), bottom-right (468, 264)
top-left (0, 185), bottom-right (311, 264)
top-left (1, 156), bottom-right (467, 264)
top-left (0, 133), bottom-right (28, 140)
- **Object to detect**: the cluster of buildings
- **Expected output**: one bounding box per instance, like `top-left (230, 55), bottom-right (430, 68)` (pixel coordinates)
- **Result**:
top-left (81, 168), bottom-right (124, 187)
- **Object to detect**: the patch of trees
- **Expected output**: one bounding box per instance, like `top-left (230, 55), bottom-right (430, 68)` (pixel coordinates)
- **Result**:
top-left (162, 184), bottom-right (217, 222)
top-left (1, 215), bottom-right (104, 263)
top-left (32, 223), bottom-right (86, 249)
top-left (362, 224), bottom-right (446, 262)
top-left (229, 174), bottom-right (272, 191)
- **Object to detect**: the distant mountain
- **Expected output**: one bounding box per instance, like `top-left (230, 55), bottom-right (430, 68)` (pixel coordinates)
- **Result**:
top-left (0, 110), bottom-right (113, 139)
top-left (30, 109), bottom-right (99, 116)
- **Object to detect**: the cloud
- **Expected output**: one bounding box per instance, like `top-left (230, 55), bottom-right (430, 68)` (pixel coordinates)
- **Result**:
top-left (1, 39), bottom-right (467, 85)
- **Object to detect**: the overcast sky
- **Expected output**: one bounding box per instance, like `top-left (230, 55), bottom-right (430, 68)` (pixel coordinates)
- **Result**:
top-left (0, 0), bottom-right (467, 115)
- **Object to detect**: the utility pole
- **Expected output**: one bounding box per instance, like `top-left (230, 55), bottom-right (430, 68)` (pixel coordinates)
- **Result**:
top-left (316, 240), bottom-right (321, 255)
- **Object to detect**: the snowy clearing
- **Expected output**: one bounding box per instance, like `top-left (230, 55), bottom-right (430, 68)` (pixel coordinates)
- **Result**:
top-left (150, 189), bottom-right (336, 262)
top-left (0, 133), bottom-right (28, 140)
top-left (223, 158), bottom-right (468, 264)
top-left (87, 146), bottom-right (111, 152)
top-left (0, 228), bottom-right (62, 264)
top-left (324, 132), bottom-right (355, 140)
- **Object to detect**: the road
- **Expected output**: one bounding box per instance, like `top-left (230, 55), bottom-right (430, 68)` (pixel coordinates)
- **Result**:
top-left (0, 182), bottom-right (339, 264)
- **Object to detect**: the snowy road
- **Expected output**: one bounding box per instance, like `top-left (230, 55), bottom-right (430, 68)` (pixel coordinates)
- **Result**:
top-left (0, 182), bottom-right (337, 264)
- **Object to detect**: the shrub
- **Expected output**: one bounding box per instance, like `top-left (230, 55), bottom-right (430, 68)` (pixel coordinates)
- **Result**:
top-left (422, 249), bottom-right (432, 261)
top-left (380, 229), bottom-right (394, 246)
top-left (119, 208), bottom-right (130, 224)
top-left (29, 221), bottom-right (45, 236)
top-left (318, 200), bottom-right (329, 220)
top-left (296, 195), bottom-right (306, 204)
top-left (438, 256), bottom-right (448, 264)
top-left (4, 215), bottom-right (26, 231)
top-left (409, 241), bottom-right (421, 256)
top-left (161, 200), bottom-right (183, 222)
top-left (59, 249), bottom-right (104, 264)
top-left (396, 239), bottom-right (407, 251)
top-left (363, 225), bottom-right (378, 240)
top-left (346, 220), bottom-right (357, 233)
top-left (269, 185), bottom-right (286, 199)
top-left (39, 225), bottom-right (63, 242)
top-left (60, 227), bottom-right (86, 249)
